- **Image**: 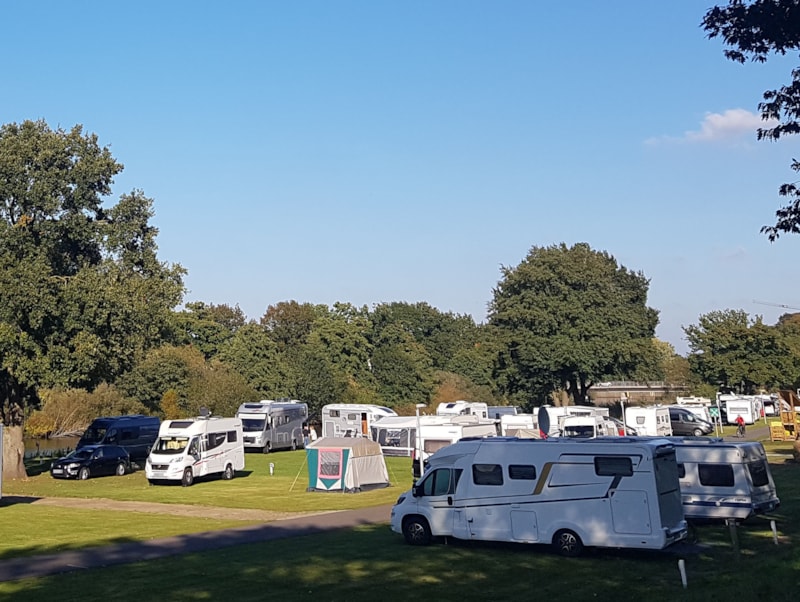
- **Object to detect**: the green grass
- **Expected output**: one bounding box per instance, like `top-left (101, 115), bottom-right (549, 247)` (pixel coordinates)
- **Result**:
top-left (1, 463), bottom-right (798, 601)
top-left (4, 450), bottom-right (414, 512)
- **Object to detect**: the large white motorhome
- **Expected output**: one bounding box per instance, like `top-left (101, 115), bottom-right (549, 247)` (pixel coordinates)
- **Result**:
top-left (235, 399), bottom-right (308, 453)
top-left (412, 415), bottom-right (498, 478)
top-left (145, 416), bottom-right (245, 486)
top-left (625, 406), bottom-right (673, 437)
top-left (436, 400), bottom-right (489, 419)
top-left (321, 404), bottom-right (397, 439)
top-left (391, 437), bottom-right (688, 556)
top-left (666, 437), bottom-right (780, 521)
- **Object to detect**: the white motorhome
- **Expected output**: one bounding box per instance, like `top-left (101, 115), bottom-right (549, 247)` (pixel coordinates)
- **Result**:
top-left (391, 437), bottom-right (688, 556)
top-left (625, 406), bottom-right (672, 437)
top-left (436, 401), bottom-right (489, 419)
top-left (666, 437), bottom-right (780, 521)
top-left (321, 404), bottom-right (397, 439)
top-left (722, 396), bottom-right (759, 425)
top-left (236, 399), bottom-right (308, 453)
top-left (488, 405), bottom-right (519, 419)
top-left (145, 416), bottom-right (245, 486)
top-left (537, 405), bottom-right (609, 437)
top-left (560, 414), bottom-right (619, 438)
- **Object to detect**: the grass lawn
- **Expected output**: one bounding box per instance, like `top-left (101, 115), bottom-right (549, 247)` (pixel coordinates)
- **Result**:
top-left (3, 450), bottom-right (414, 512)
top-left (0, 460), bottom-right (797, 601)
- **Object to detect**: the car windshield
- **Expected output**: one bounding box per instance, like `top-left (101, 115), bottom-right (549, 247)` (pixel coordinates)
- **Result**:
top-left (153, 437), bottom-right (189, 454)
top-left (65, 449), bottom-right (92, 461)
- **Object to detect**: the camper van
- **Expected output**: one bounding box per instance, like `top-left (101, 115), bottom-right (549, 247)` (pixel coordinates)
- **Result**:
top-left (666, 437), bottom-right (780, 521)
top-left (321, 404), bottom-right (397, 439)
top-left (77, 415), bottom-right (160, 463)
top-left (391, 437), bottom-right (688, 556)
top-left (145, 416), bottom-right (244, 486)
top-left (624, 407), bottom-right (672, 437)
top-left (235, 399), bottom-right (308, 453)
top-left (436, 401), bottom-right (489, 419)
top-left (723, 396), bottom-right (759, 425)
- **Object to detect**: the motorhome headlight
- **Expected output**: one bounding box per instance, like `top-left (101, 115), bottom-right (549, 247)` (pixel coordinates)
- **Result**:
top-left (396, 495), bottom-right (407, 505)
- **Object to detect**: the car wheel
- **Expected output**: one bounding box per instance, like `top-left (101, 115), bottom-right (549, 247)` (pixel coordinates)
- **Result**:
top-left (115, 462), bottom-right (127, 476)
top-left (181, 468), bottom-right (194, 487)
top-left (223, 464), bottom-right (235, 480)
top-left (693, 428), bottom-right (704, 437)
top-left (553, 529), bottom-right (583, 557)
top-left (403, 516), bottom-right (432, 546)
top-left (78, 467), bottom-right (90, 480)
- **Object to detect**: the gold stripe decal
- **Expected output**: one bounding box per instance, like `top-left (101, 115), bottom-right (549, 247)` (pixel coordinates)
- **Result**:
top-left (533, 462), bottom-right (553, 495)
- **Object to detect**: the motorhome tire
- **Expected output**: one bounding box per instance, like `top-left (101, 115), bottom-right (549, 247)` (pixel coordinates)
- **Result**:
top-left (291, 440), bottom-right (297, 451)
top-left (78, 467), bottom-right (90, 480)
top-left (403, 516), bottom-right (432, 546)
top-left (116, 462), bottom-right (127, 476)
top-left (223, 464), bottom-right (235, 480)
top-left (263, 443), bottom-right (271, 454)
top-left (182, 468), bottom-right (194, 487)
top-left (553, 529), bottom-right (583, 557)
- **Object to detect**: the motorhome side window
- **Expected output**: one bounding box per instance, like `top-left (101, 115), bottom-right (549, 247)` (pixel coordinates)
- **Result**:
top-left (227, 430), bottom-right (238, 443)
top-left (508, 464), bottom-right (537, 480)
top-left (207, 432), bottom-right (227, 450)
top-left (329, 410), bottom-right (340, 417)
top-left (420, 468), bottom-right (461, 496)
top-left (698, 464), bottom-right (734, 487)
top-left (472, 463), bottom-right (503, 486)
top-left (594, 456), bottom-right (633, 477)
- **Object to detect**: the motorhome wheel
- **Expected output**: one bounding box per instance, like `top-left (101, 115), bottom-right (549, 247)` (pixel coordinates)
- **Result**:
top-left (262, 442), bottom-right (271, 454)
top-left (553, 529), bottom-right (583, 557)
top-left (223, 464), bottom-right (235, 480)
top-left (78, 467), bottom-right (90, 480)
top-left (116, 462), bottom-right (126, 476)
top-left (291, 439), bottom-right (297, 451)
top-left (182, 468), bottom-right (194, 487)
top-left (402, 516), bottom-right (432, 546)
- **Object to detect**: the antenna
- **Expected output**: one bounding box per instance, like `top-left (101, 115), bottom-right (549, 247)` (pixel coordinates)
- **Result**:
top-left (752, 300), bottom-right (800, 311)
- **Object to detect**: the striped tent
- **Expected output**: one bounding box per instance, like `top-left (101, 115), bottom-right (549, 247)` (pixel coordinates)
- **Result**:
top-left (306, 436), bottom-right (389, 493)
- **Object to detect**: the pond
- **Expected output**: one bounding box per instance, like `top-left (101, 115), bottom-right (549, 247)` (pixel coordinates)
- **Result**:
top-left (23, 436), bottom-right (80, 458)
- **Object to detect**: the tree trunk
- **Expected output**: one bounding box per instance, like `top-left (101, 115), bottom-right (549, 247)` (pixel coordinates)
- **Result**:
top-left (2, 425), bottom-right (28, 480)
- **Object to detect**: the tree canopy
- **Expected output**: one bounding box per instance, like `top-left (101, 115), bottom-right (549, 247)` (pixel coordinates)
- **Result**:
top-left (488, 243), bottom-right (659, 405)
top-left (702, 0), bottom-right (800, 239)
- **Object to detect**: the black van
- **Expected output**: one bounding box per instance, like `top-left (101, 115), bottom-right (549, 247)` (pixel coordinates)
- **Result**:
top-left (668, 407), bottom-right (714, 437)
top-left (77, 415), bottom-right (160, 463)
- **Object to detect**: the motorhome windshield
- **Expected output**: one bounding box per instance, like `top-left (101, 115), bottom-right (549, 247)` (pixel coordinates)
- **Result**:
top-left (153, 437), bottom-right (190, 454)
top-left (563, 425), bottom-right (595, 438)
top-left (241, 418), bottom-right (267, 432)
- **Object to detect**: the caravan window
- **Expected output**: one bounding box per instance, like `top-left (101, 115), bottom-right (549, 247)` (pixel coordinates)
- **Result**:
top-left (594, 456), bottom-right (633, 477)
top-left (698, 464), bottom-right (734, 487)
top-left (508, 464), bottom-right (537, 480)
top-left (420, 468), bottom-right (461, 496)
top-left (329, 410), bottom-right (340, 418)
top-left (748, 461), bottom-right (769, 487)
top-left (207, 432), bottom-right (227, 450)
top-left (472, 464), bottom-right (503, 486)
top-left (227, 430), bottom-right (238, 443)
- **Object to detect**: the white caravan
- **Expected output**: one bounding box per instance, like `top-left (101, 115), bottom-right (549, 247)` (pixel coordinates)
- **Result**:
top-left (675, 397), bottom-right (714, 423)
top-left (537, 405), bottom-right (609, 437)
top-left (321, 404), bottom-right (397, 439)
top-left (436, 401), bottom-right (489, 419)
top-left (667, 437), bottom-right (780, 521)
top-left (499, 413), bottom-right (539, 438)
top-left (560, 414), bottom-right (619, 438)
top-left (722, 396), bottom-right (759, 425)
top-left (391, 437), bottom-right (688, 556)
top-left (145, 416), bottom-right (245, 486)
top-left (235, 399), bottom-right (308, 453)
top-left (413, 415), bottom-right (498, 478)
top-left (625, 406), bottom-right (672, 437)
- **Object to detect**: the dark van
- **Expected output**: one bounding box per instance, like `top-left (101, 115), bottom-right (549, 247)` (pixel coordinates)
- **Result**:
top-left (77, 415), bottom-right (160, 463)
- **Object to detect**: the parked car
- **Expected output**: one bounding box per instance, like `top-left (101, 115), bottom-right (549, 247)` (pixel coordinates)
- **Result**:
top-left (50, 444), bottom-right (131, 480)
top-left (668, 407), bottom-right (714, 437)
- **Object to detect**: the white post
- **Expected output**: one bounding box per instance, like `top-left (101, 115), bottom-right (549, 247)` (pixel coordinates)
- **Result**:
top-left (415, 403), bottom-right (426, 479)
top-left (621, 393), bottom-right (627, 435)
top-left (678, 559), bottom-right (687, 589)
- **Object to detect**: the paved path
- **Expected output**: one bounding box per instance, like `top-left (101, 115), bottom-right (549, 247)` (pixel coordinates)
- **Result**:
top-left (0, 501), bottom-right (393, 583)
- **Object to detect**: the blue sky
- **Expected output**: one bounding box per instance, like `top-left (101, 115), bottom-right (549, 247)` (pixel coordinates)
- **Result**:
top-left (4, 1), bottom-right (800, 355)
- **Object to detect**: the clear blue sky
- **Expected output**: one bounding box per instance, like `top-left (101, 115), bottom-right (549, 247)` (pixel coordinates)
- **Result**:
top-left (4, 1), bottom-right (800, 356)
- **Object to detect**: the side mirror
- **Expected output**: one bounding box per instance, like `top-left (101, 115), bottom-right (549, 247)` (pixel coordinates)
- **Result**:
top-left (412, 485), bottom-right (421, 498)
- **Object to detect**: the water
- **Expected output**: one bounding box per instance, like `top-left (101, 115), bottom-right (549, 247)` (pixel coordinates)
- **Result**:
top-left (24, 436), bottom-right (80, 458)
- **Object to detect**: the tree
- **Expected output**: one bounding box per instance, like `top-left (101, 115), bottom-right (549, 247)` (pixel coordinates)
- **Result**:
top-left (370, 322), bottom-right (435, 408)
top-left (488, 243), bottom-right (659, 405)
top-left (684, 309), bottom-right (793, 391)
top-left (217, 322), bottom-right (291, 397)
top-left (172, 302), bottom-right (247, 359)
top-left (702, 1), bottom-right (800, 239)
top-left (0, 120), bottom-right (184, 478)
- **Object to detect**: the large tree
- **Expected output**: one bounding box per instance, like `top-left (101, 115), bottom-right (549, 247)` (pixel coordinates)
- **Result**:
top-left (0, 120), bottom-right (184, 478)
top-left (685, 309), bottom-right (794, 391)
top-left (702, 1), bottom-right (800, 239)
top-left (488, 243), bottom-right (659, 405)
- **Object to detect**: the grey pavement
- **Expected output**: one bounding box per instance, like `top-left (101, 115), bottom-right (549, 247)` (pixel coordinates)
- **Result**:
top-left (0, 501), bottom-right (393, 583)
